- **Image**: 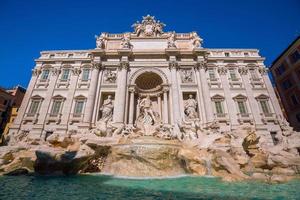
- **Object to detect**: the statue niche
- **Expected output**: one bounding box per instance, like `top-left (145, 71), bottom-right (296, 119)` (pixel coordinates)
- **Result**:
top-left (131, 71), bottom-right (166, 136)
top-left (92, 94), bottom-right (115, 137)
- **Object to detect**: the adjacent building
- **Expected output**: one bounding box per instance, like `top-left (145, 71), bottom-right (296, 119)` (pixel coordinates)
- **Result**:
top-left (270, 36), bottom-right (300, 131)
top-left (0, 86), bottom-right (26, 142)
top-left (7, 16), bottom-right (287, 147)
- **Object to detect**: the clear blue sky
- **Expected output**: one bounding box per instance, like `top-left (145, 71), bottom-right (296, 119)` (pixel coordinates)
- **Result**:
top-left (0, 0), bottom-right (299, 88)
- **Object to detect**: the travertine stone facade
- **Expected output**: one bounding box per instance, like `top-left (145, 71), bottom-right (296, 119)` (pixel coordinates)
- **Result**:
top-left (8, 15), bottom-right (286, 146)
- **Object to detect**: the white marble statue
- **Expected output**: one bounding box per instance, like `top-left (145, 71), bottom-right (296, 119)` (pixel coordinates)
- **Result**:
top-left (181, 69), bottom-right (193, 83)
top-left (184, 94), bottom-right (198, 120)
top-left (120, 33), bottom-right (132, 49)
top-left (191, 32), bottom-right (202, 48)
top-left (99, 95), bottom-right (114, 122)
top-left (132, 21), bottom-right (143, 36)
top-left (104, 70), bottom-right (117, 83)
top-left (95, 33), bottom-right (106, 49)
top-left (167, 32), bottom-right (176, 48)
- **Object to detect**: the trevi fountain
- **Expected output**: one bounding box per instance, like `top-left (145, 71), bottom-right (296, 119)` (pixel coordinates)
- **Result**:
top-left (1, 15), bottom-right (300, 199)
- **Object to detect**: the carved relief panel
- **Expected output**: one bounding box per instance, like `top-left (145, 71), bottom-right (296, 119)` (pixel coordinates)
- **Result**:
top-left (180, 68), bottom-right (194, 83)
top-left (103, 68), bottom-right (117, 84)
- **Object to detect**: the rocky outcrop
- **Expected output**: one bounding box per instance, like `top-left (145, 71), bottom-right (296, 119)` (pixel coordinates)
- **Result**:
top-left (0, 126), bottom-right (299, 183)
top-left (102, 137), bottom-right (186, 177)
top-left (34, 144), bottom-right (95, 174)
top-left (178, 146), bottom-right (209, 176)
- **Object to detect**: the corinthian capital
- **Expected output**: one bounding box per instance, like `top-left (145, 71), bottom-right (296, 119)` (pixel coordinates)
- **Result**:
top-left (238, 66), bottom-right (248, 75)
top-left (72, 68), bottom-right (81, 76)
top-left (119, 61), bottom-right (129, 70)
top-left (169, 61), bottom-right (179, 70)
top-left (194, 61), bottom-right (206, 70)
top-left (217, 66), bottom-right (227, 75)
top-left (92, 61), bottom-right (102, 70)
top-left (51, 68), bottom-right (61, 76)
top-left (32, 68), bottom-right (41, 76)
top-left (258, 66), bottom-right (268, 75)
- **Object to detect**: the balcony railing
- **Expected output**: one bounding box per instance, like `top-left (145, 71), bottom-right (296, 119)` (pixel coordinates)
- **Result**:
top-left (237, 113), bottom-right (253, 124)
top-left (214, 113), bottom-right (230, 124)
top-left (207, 78), bottom-right (222, 88)
top-left (46, 113), bottom-right (62, 124)
top-left (77, 78), bottom-right (91, 89)
top-left (23, 113), bottom-right (39, 124)
top-left (260, 112), bottom-right (278, 124)
top-left (56, 79), bottom-right (70, 88)
top-left (69, 113), bottom-right (84, 124)
top-left (36, 78), bottom-right (50, 88)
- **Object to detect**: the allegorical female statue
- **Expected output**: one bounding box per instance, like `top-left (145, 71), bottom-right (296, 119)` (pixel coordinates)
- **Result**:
top-left (100, 95), bottom-right (114, 122)
top-left (184, 94), bottom-right (198, 120)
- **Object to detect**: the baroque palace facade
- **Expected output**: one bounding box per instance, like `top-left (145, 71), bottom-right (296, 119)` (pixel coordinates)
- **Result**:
top-left (7, 16), bottom-right (286, 146)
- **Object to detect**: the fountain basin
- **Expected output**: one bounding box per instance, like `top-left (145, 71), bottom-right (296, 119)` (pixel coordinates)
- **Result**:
top-left (102, 136), bottom-right (186, 177)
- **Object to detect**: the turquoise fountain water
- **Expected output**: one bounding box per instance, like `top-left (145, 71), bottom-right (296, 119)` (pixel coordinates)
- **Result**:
top-left (0, 175), bottom-right (299, 200)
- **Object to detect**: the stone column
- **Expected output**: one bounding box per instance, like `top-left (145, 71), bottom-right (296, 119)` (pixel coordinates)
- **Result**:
top-left (239, 66), bottom-right (263, 125)
top-left (83, 62), bottom-right (101, 125)
top-left (163, 87), bottom-right (169, 124)
top-left (260, 66), bottom-right (283, 117)
top-left (128, 87), bottom-right (135, 125)
top-left (198, 62), bottom-right (214, 123)
top-left (113, 61), bottom-right (128, 124)
top-left (169, 61), bottom-right (181, 124)
top-left (218, 66), bottom-right (239, 127)
top-left (12, 67), bottom-right (40, 127)
top-left (157, 94), bottom-right (162, 119)
top-left (39, 66), bottom-right (60, 125)
top-left (63, 66), bottom-right (81, 127)
top-left (92, 67), bottom-right (104, 124)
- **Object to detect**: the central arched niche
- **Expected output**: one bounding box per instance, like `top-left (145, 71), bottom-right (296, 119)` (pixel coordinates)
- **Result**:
top-left (135, 72), bottom-right (163, 90)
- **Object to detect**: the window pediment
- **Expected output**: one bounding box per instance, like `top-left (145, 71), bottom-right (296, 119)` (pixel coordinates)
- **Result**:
top-left (211, 94), bottom-right (224, 101)
top-left (255, 94), bottom-right (269, 100)
top-left (52, 95), bottom-right (66, 100)
top-left (233, 94), bottom-right (247, 100)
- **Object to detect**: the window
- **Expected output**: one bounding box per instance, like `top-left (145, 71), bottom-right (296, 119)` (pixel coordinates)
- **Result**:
top-left (259, 100), bottom-right (271, 114)
top-left (290, 94), bottom-right (299, 106)
top-left (51, 99), bottom-right (63, 115)
top-left (208, 68), bottom-right (216, 80)
top-left (237, 101), bottom-right (247, 114)
top-left (74, 100), bottom-right (84, 115)
top-left (82, 69), bottom-right (90, 81)
top-left (225, 52), bottom-right (230, 57)
top-left (290, 50), bottom-right (300, 64)
top-left (41, 69), bottom-right (50, 80)
top-left (229, 69), bottom-right (237, 80)
top-left (249, 69), bottom-right (259, 80)
top-left (282, 79), bottom-right (293, 90)
top-left (61, 69), bottom-right (70, 81)
top-left (244, 52), bottom-right (249, 57)
top-left (212, 95), bottom-right (225, 116)
top-left (215, 101), bottom-right (224, 114)
top-left (28, 100), bottom-right (40, 115)
top-left (276, 64), bottom-right (286, 76)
